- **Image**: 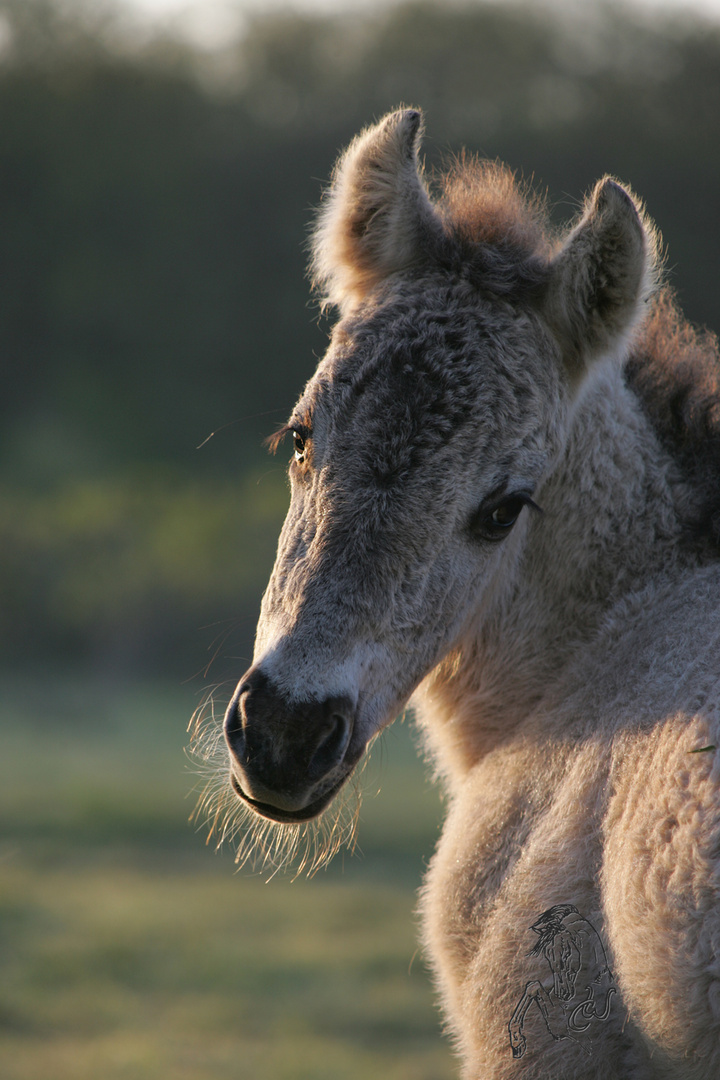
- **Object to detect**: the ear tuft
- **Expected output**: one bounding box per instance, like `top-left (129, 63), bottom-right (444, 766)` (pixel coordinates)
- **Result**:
top-left (545, 176), bottom-right (660, 380)
top-left (310, 108), bottom-right (443, 313)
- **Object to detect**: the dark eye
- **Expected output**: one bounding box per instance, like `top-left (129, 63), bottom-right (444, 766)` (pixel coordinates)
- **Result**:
top-left (469, 492), bottom-right (541, 542)
top-left (292, 431), bottom-right (306, 463)
top-left (490, 499), bottom-right (524, 528)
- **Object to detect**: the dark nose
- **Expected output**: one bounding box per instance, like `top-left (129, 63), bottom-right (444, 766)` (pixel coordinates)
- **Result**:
top-left (223, 667), bottom-right (355, 820)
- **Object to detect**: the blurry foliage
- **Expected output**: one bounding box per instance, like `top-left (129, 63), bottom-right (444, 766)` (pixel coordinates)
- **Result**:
top-left (0, 675), bottom-right (451, 1077)
top-left (2, 0), bottom-right (720, 673)
top-left (0, 467), bottom-right (289, 673)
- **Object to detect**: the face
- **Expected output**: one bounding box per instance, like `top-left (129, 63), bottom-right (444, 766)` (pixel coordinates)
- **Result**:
top-left (223, 276), bottom-right (565, 824)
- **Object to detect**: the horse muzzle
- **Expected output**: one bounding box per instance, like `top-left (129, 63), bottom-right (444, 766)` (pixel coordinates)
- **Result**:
top-left (223, 667), bottom-right (359, 823)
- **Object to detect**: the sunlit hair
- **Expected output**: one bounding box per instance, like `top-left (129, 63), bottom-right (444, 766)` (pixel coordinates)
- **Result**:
top-left (187, 688), bottom-right (370, 878)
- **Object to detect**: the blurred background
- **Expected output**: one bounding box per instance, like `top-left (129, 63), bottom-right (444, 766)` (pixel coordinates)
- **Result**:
top-left (1, 0), bottom-right (719, 1076)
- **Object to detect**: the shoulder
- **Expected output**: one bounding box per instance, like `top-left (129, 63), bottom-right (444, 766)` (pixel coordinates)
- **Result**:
top-left (601, 674), bottom-right (720, 1071)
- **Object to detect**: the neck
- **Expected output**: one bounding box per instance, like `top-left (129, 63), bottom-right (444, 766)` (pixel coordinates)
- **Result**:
top-left (414, 360), bottom-right (690, 789)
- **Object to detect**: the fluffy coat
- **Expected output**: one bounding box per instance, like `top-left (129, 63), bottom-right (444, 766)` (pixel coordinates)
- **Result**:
top-left (218, 109), bottom-right (720, 1078)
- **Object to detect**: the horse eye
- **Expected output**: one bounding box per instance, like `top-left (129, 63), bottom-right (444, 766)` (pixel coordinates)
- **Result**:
top-left (293, 432), bottom-right (306, 462)
top-left (470, 492), bottom-right (540, 542)
top-left (491, 499), bottom-right (524, 529)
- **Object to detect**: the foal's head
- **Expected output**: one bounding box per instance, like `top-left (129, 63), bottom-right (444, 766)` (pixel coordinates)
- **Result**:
top-left (213, 109), bottom-right (655, 857)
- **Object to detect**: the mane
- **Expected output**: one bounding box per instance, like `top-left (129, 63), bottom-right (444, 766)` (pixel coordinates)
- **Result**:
top-left (438, 153), bottom-right (555, 258)
top-left (433, 155), bottom-right (556, 297)
top-left (625, 289), bottom-right (720, 550)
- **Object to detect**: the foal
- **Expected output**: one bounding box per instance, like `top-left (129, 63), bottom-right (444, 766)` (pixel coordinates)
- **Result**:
top-left (206, 110), bottom-right (720, 1078)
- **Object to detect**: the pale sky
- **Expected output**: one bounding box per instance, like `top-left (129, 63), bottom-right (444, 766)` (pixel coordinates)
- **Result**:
top-left (113, 0), bottom-right (720, 49)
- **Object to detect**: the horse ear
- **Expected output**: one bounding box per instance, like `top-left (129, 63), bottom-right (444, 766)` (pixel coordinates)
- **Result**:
top-left (310, 108), bottom-right (443, 312)
top-left (544, 178), bottom-right (659, 380)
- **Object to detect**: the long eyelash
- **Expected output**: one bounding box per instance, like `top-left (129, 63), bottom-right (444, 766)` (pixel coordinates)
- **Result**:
top-left (265, 421), bottom-right (311, 456)
top-left (522, 495), bottom-right (543, 515)
top-left (484, 484), bottom-right (543, 515)
top-left (265, 424), bottom-right (293, 455)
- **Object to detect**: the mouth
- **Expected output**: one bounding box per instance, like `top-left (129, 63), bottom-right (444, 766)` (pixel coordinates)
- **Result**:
top-left (229, 770), bottom-right (351, 823)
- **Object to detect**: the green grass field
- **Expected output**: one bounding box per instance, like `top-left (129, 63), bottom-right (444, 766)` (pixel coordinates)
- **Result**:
top-left (0, 674), bottom-right (455, 1080)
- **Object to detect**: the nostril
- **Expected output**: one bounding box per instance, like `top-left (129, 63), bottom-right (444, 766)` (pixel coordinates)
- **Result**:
top-left (308, 712), bottom-right (351, 780)
top-left (223, 686), bottom-right (247, 760)
top-left (224, 669), bottom-right (266, 738)
top-left (224, 701), bottom-right (240, 736)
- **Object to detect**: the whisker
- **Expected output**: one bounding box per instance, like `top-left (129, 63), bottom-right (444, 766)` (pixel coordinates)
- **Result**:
top-left (187, 686), bottom-right (364, 878)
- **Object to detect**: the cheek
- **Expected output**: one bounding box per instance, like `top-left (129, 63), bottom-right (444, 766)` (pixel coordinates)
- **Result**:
top-left (369, 550), bottom-right (477, 687)
top-left (418, 537), bottom-right (516, 655)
